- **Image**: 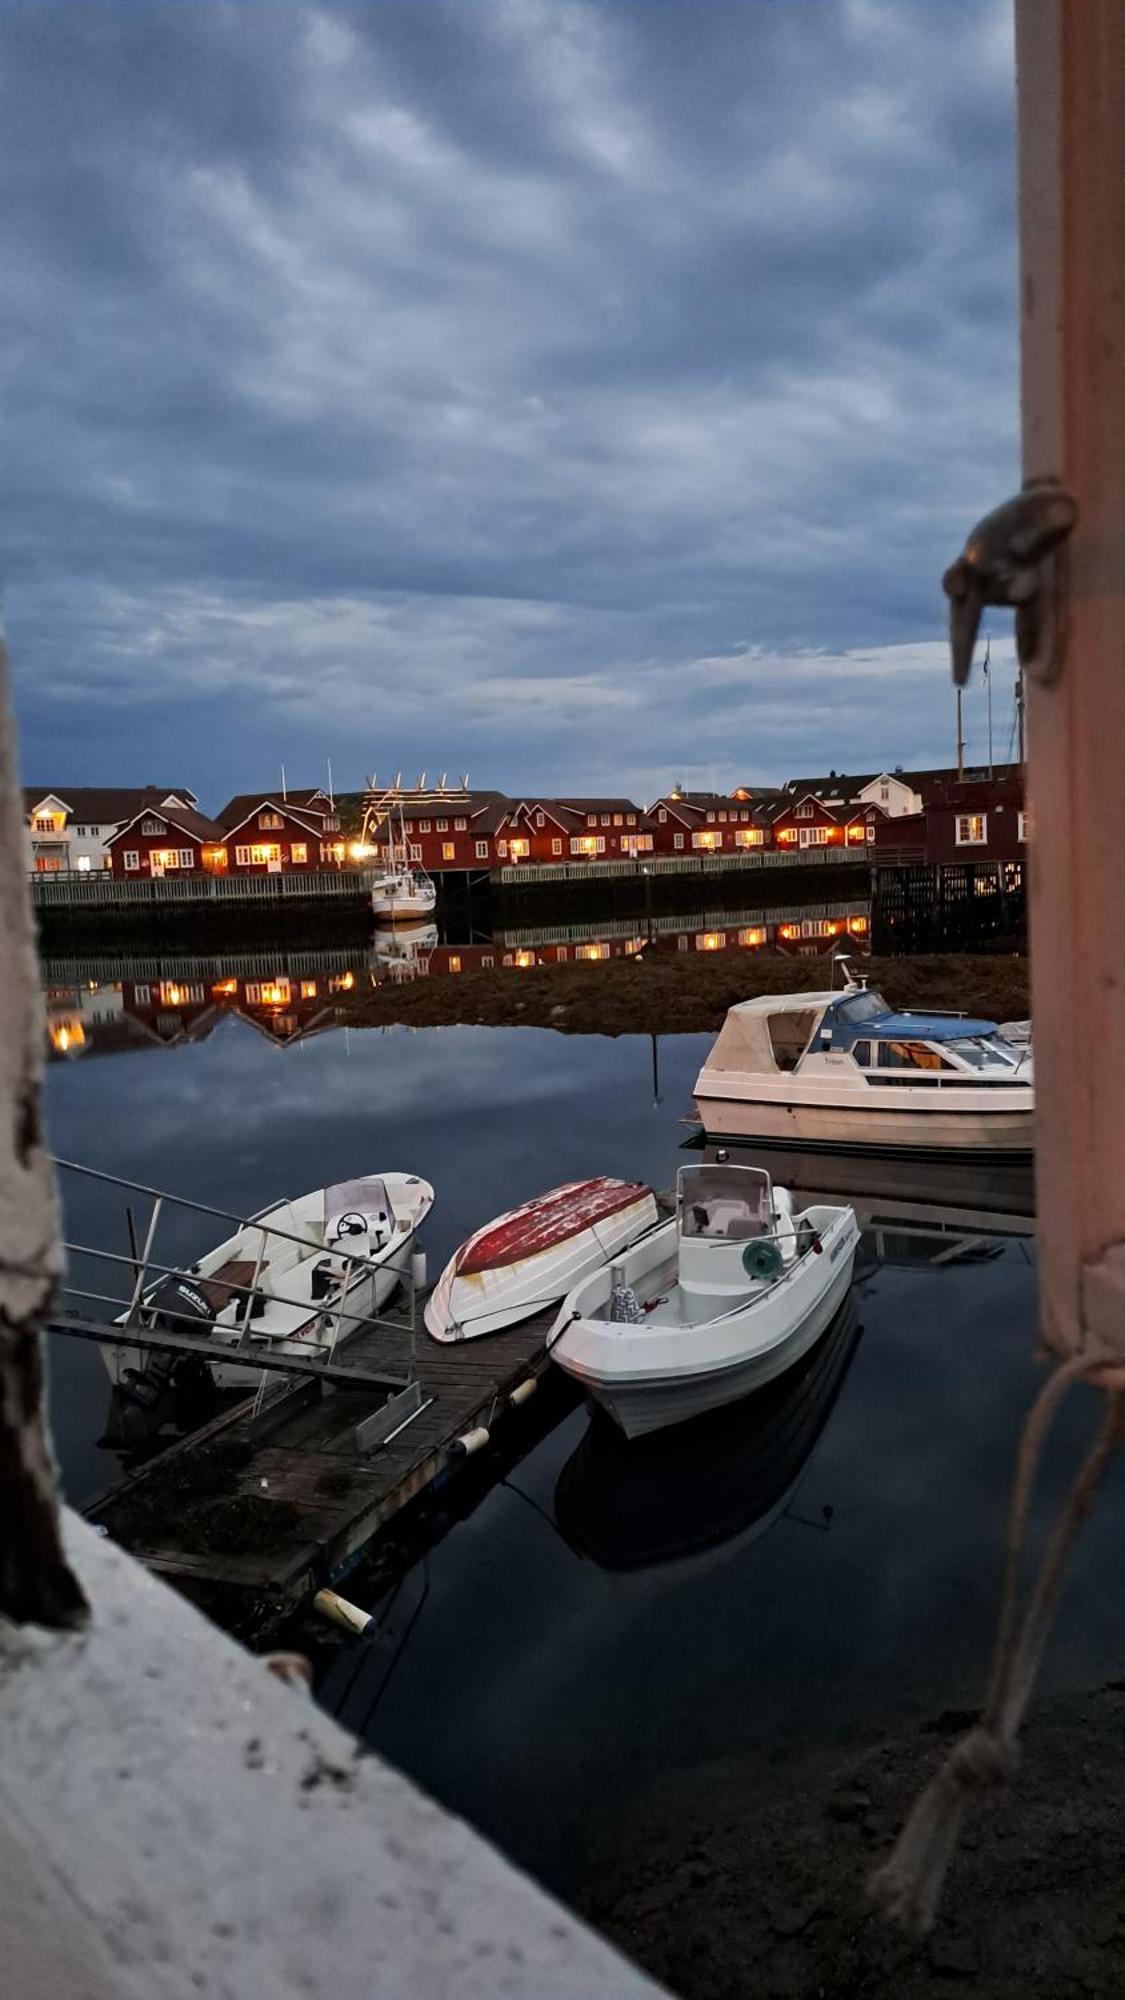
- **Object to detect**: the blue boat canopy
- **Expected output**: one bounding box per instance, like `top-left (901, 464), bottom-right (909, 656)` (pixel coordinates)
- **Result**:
top-left (821, 991), bottom-right (1000, 1050)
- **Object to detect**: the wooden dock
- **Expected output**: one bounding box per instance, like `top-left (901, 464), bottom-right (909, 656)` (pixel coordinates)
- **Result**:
top-left (85, 1293), bottom-right (562, 1637)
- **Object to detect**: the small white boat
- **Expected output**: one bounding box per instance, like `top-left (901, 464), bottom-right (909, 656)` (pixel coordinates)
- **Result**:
top-left (371, 922), bottom-right (438, 982)
top-left (106, 1174), bottom-right (434, 1400)
top-left (424, 1177), bottom-right (659, 1343)
top-left (694, 974), bottom-right (1033, 1156)
top-left (371, 804), bottom-right (437, 920)
top-left (549, 1162), bottom-right (859, 1438)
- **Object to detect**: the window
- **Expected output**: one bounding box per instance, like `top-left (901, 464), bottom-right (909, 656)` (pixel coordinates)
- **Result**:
top-left (626, 814), bottom-right (636, 826)
top-left (447, 954), bottom-right (462, 973)
top-left (141, 817), bottom-right (164, 836)
top-left (75, 855), bottom-right (91, 872)
top-left (475, 840), bottom-right (489, 859)
top-left (508, 838), bottom-right (529, 859)
top-left (1018, 811), bottom-right (1029, 841)
top-left (706, 811), bottom-right (715, 823)
top-left (535, 813), bottom-right (544, 828)
top-left (436, 819), bottom-right (448, 832)
top-left (234, 845), bottom-right (250, 866)
top-left (179, 849), bottom-right (194, 869)
top-left (258, 812), bottom-right (283, 830)
top-left (735, 828), bottom-right (765, 848)
top-left (244, 843), bottom-right (281, 865)
top-left (419, 820), bottom-right (431, 833)
top-left (482, 955), bottom-right (494, 968)
top-left (853, 1041), bottom-right (872, 1068)
top-left (674, 832), bottom-right (685, 850)
top-left (866, 823), bottom-right (876, 841)
top-left (245, 983), bottom-right (261, 1004)
top-left (290, 843), bottom-right (307, 864)
top-left (795, 803), bottom-right (815, 819)
top-left (409, 843), bottom-right (422, 862)
top-left (123, 850), bottom-right (140, 871)
top-left (613, 814), bottom-right (623, 827)
top-left (454, 818), bottom-right (467, 831)
top-left (678, 935), bottom-right (690, 950)
top-left (586, 816), bottom-right (596, 827)
top-left (878, 1040), bottom-right (951, 1071)
top-left (657, 809), bottom-right (667, 824)
top-left (300, 980), bottom-right (318, 998)
top-left (33, 815), bottom-right (60, 833)
top-left (600, 815), bottom-right (610, 827)
top-left (718, 811), bottom-right (728, 823)
top-left (847, 824), bottom-right (866, 842)
top-left (622, 834), bottom-right (654, 853)
top-left (442, 842), bottom-right (456, 861)
top-left (496, 839), bottom-right (508, 858)
top-left (551, 838), bottom-right (562, 855)
top-left (693, 831), bottom-right (722, 850)
top-left (956, 814), bottom-right (988, 846)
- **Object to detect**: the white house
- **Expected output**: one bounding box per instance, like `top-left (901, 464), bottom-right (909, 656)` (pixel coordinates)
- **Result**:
top-left (23, 787), bottom-right (200, 873)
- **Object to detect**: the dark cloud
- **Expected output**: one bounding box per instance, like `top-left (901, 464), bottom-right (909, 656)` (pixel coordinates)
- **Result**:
top-left (3, 0), bottom-right (1018, 802)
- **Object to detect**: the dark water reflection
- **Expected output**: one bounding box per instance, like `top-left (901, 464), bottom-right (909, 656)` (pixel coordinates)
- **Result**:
top-left (42, 1006), bottom-right (1124, 1909)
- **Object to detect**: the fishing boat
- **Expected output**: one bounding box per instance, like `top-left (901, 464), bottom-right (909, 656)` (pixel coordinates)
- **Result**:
top-left (104, 1174), bottom-right (434, 1417)
top-left (554, 1293), bottom-right (862, 1570)
top-left (548, 1161), bottom-right (858, 1438)
top-left (693, 970), bottom-right (1033, 1157)
top-left (371, 805), bottom-right (436, 921)
top-left (424, 1178), bottom-right (659, 1343)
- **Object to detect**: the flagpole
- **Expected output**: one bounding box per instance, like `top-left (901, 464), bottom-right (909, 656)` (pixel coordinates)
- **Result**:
top-left (984, 634), bottom-right (993, 776)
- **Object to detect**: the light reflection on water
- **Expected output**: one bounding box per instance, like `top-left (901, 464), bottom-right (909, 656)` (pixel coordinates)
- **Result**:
top-left (41, 998), bottom-right (1122, 1909)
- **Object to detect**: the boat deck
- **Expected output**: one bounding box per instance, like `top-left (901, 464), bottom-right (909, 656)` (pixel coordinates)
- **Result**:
top-left (85, 1292), bottom-right (559, 1632)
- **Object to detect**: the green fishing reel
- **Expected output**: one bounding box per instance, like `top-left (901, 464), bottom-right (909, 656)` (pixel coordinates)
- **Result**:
top-left (742, 1238), bottom-right (783, 1280)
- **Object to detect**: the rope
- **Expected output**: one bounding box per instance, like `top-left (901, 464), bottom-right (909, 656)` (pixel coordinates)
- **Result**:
top-left (869, 1353), bottom-right (1125, 1933)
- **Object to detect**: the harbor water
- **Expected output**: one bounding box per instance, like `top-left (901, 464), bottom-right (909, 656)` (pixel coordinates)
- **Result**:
top-left (41, 933), bottom-right (1123, 1908)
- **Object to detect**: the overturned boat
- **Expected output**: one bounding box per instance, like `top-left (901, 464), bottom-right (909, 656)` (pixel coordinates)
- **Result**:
top-left (424, 1178), bottom-right (658, 1342)
top-left (104, 1174), bottom-right (434, 1425)
top-left (549, 1162), bottom-right (858, 1438)
top-left (693, 977), bottom-right (1033, 1157)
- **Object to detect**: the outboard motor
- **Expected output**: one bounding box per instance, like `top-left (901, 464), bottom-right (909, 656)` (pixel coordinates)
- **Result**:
top-left (145, 1272), bottom-right (218, 1336)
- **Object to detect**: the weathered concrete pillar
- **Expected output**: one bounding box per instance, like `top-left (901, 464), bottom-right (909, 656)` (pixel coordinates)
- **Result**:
top-left (0, 628), bottom-right (87, 1625)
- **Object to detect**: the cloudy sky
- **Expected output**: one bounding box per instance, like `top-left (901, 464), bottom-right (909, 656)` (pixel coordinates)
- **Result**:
top-left (4, 0), bottom-right (1022, 807)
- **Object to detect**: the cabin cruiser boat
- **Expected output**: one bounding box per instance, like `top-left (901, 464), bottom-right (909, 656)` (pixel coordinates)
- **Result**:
top-left (105, 1174), bottom-right (434, 1413)
top-left (693, 977), bottom-right (1033, 1157)
top-left (371, 806), bottom-right (437, 920)
top-left (371, 922), bottom-right (438, 982)
top-left (425, 1178), bottom-right (658, 1342)
top-left (554, 1294), bottom-right (862, 1569)
top-left (549, 1162), bottom-right (859, 1438)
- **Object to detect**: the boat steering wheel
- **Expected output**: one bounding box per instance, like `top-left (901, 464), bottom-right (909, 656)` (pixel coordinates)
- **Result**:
top-left (332, 1212), bottom-right (370, 1240)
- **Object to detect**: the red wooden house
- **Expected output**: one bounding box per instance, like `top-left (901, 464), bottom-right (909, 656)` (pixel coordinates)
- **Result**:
top-left (105, 803), bottom-right (229, 879)
top-left (219, 800), bottom-right (338, 875)
top-left (642, 793), bottom-right (772, 857)
top-left (918, 775), bottom-right (1026, 864)
top-left (377, 793), bottom-right (511, 872)
top-left (765, 787), bottom-right (884, 855)
top-left (493, 798), bottom-right (644, 864)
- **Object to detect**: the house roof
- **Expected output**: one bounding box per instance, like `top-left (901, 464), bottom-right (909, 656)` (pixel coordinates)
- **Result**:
top-left (215, 789), bottom-right (334, 830)
top-left (24, 786), bottom-right (199, 824)
top-left (106, 804), bottom-right (227, 845)
top-left (220, 799), bottom-right (328, 840)
top-left (782, 765), bottom-right (1020, 803)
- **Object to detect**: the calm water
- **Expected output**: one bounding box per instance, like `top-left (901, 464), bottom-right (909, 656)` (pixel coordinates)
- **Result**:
top-left (42, 962), bottom-right (1123, 1905)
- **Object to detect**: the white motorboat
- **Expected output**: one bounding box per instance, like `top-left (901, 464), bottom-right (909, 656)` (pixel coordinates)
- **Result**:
top-left (105, 1174), bottom-right (434, 1406)
top-left (371, 922), bottom-right (438, 982)
top-left (424, 1177), bottom-right (659, 1343)
top-left (371, 804), bottom-right (437, 920)
top-left (693, 975), bottom-right (1033, 1157)
top-left (548, 1162), bottom-right (859, 1438)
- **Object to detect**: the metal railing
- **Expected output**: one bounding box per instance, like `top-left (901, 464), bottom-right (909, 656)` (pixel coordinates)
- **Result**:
top-left (30, 867), bottom-right (377, 907)
top-left (495, 847), bottom-right (866, 885)
top-left (48, 1157), bottom-right (423, 1392)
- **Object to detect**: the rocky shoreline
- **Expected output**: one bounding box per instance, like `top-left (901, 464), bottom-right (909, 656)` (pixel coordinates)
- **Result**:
top-left (584, 1685), bottom-right (1125, 1998)
top-left (353, 951), bottom-right (1029, 1039)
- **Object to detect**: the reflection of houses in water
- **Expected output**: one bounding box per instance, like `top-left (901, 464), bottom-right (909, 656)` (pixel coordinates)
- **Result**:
top-left (366, 902), bottom-right (872, 986)
top-left (41, 951), bottom-right (366, 1059)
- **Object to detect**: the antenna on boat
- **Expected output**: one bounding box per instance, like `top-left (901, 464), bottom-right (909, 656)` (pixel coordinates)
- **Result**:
top-left (834, 952), bottom-right (864, 991)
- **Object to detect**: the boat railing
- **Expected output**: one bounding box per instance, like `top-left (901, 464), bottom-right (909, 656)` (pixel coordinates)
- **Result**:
top-left (48, 1156), bottom-right (423, 1368)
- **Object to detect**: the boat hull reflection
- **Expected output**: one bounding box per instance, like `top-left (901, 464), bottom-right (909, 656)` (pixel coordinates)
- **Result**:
top-left (554, 1296), bottom-right (862, 1572)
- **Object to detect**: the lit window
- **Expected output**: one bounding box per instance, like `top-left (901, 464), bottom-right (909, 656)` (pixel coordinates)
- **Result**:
top-left (613, 814), bottom-right (623, 827)
top-left (692, 831), bottom-right (721, 849)
top-left (448, 955), bottom-right (462, 973)
top-left (696, 932), bottom-right (726, 951)
top-left (212, 978), bottom-right (238, 996)
top-left (777, 827), bottom-right (798, 843)
top-left (509, 838), bottom-right (529, 858)
top-left (738, 927), bottom-right (766, 947)
top-left (300, 979), bottom-right (318, 998)
top-left (847, 824), bottom-right (866, 841)
top-left (248, 843), bottom-right (281, 865)
top-left (627, 814), bottom-right (636, 826)
top-left (76, 855), bottom-right (91, 872)
top-left (956, 814), bottom-right (988, 846)
top-left (735, 828), bottom-right (765, 847)
top-left (290, 843), bottom-right (307, 864)
top-left (577, 943), bottom-right (610, 961)
top-left (442, 842), bottom-right (456, 861)
top-left (718, 811), bottom-right (727, 823)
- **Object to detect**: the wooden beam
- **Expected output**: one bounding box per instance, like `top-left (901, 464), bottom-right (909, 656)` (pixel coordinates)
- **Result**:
top-left (1017, 0), bottom-right (1125, 1373)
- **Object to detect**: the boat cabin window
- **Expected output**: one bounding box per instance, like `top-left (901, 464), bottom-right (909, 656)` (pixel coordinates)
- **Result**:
top-left (943, 1035), bottom-right (1021, 1071)
top-left (877, 1039), bottom-right (952, 1071)
top-left (767, 1009), bottom-right (816, 1071)
top-left (830, 989), bottom-right (888, 1028)
top-left (853, 1040), bottom-right (872, 1067)
top-left (679, 1166), bottom-right (771, 1240)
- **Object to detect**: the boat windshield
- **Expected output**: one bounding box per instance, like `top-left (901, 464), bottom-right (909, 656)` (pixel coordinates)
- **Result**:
top-left (943, 1035), bottom-right (1023, 1072)
top-left (679, 1165), bottom-right (772, 1241)
top-left (830, 989), bottom-right (890, 1028)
